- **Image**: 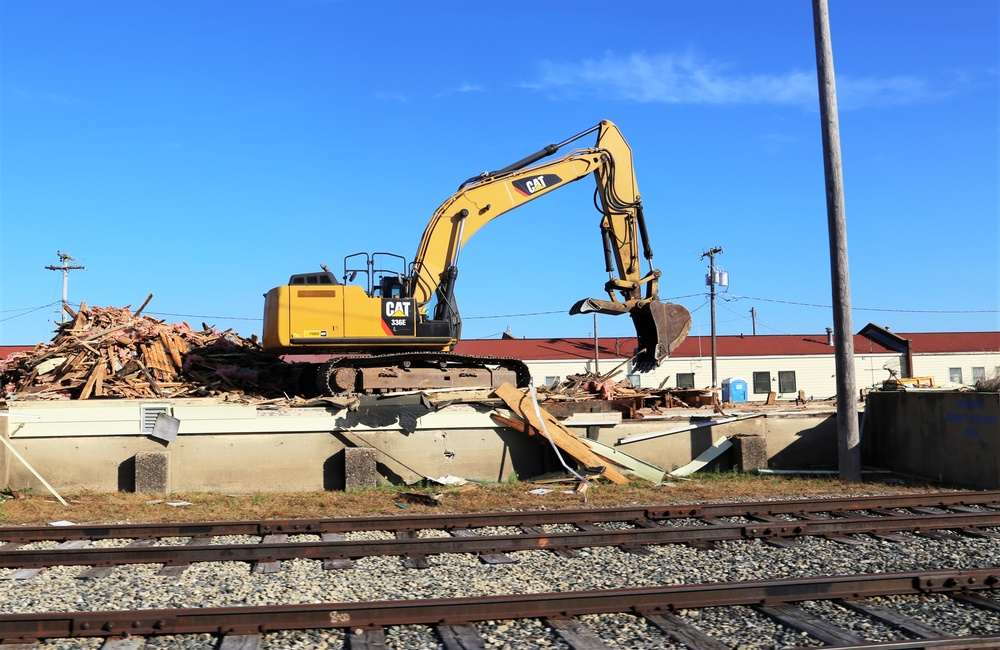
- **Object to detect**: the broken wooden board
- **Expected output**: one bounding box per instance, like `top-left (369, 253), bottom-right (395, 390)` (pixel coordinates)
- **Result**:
top-left (539, 399), bottom-right (634, 420)
top-left (669, 436), bottom-right (733, 477)
top-left (492, 383), bottom-right (629, 485)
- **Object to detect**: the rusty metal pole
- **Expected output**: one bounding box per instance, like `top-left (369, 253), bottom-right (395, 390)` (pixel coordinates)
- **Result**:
top-left (812, 0), bottom-right (861, 482)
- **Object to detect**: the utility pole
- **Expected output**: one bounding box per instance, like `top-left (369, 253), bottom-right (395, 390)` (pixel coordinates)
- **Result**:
top-left (813, 0), bottom-right (861, 482)
top-left (700, 247), bottom-right (725, 388)
top-left (592, 313), bottom-right (600, 375)
top-left (44, 251), bottom-right (85, 323)
top-left (750, 307), bottom-right (757, 335)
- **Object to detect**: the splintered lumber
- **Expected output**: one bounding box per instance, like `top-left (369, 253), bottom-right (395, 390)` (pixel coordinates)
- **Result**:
top-left (493, 412), bottom-right (663, 483)
top-left (0, 302), bottom-right (304, 402)
top-left (492, 382), bottom-right (630, 485)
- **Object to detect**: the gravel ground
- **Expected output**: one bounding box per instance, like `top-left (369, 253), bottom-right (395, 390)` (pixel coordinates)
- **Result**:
top-left (2, 518), bottom-right (1000, 648)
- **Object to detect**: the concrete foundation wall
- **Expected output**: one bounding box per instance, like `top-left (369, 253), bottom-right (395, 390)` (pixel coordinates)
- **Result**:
top-left (863, 391), bottom-right (1000, 488)
top-left (2, 399), bottom-right (838, 494)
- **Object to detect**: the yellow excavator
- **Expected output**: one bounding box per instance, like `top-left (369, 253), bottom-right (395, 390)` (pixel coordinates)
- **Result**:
top-left (262, 120), bottom-right (692, 395)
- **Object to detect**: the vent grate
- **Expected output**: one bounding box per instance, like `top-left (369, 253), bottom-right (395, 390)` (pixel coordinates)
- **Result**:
top-left (140, 404), bottom-right (171, 434)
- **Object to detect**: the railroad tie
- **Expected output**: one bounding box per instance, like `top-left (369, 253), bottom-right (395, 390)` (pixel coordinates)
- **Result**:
top-left (76, 539), bottom-right (154, 580)
top-left (837, 598), bottom-right (946, 639)
top-left (2, 540), bottom-right (90, 581)
top-left (795, 512), bottom-right (868, 546)
top-left (643, 612), bottom-right (729, 650)
top-left (349, 628), bottom-right (387, 650)
top-left (321, 532), bottom-right (352, 570)
top-left (519, 526), bottom-right (581, 558)
top-left (575, 523), bottom-right (655, 556)
top-left (435, 623), bottom-right (486, 649)
top-left (395, 531), bottom-right (430, 569)
top-left (253, 534), bottom-right (288, 574)
top-left (449, 529), bottom-right (517, 565)
top-left (546, 618), bottom-right (612, 650)
top-left (951, 593), bottom-right (1000, 615)
top-left (158, 536), bottom-right (212, 577)
top-left (100, 638), bottom-right (144, 650)
top-left (218, 633), bottom-right (263, 650)
top-left (753, 603), bottom-right (868, 645)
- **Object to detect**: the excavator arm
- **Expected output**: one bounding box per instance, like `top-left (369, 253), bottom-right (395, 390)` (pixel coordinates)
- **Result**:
top-left (408, 120), bottom-right (691, 370)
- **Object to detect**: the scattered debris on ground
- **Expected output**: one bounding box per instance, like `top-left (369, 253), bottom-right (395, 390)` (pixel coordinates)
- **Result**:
top-left (0, 298), bottom-right (303, 402)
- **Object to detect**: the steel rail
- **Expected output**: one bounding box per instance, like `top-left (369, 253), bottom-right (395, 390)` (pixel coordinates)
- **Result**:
top-left (2, 510), bottom-right (999, 569)
top-left (785, 635), bottom-right (1000, 649)
top-left (0, 567), bottom-right (997, 642)
top-left (1, 490), bottom-right (997, 544)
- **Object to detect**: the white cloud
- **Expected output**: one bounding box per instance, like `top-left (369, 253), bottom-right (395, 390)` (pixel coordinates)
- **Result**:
top-left (375, 91), bottom-right (408, 104)
top-left (531, 51), bottom-right (942, 110)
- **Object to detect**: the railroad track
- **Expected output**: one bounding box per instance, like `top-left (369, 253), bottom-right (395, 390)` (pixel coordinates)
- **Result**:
top-left (1, 490), bottom-right (999, 648)
top-left (2, 490), bottom-right (999, 573)
top-left (1, 567), bottom-right (999, 648)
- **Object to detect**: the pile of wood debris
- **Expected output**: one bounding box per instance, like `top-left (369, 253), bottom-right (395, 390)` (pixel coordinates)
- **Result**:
top-left (536, 372), bottom-right (710, 413)
top-left (0, 299), bottom-right (301, 402)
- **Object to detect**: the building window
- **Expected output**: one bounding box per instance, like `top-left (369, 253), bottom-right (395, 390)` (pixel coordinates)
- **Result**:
top-left (753, 371), bottom-right (771, 394)
top-left (778, 371), bottom-right (797, 393)
top-left (676, 373), bottom-right (695, 389)
top-left (972, 367), bottom-right (985, 383)
top-left (949, 368), bottom-right (963, 384)
top-left (544, 376), bottom-right (561, 387)
top-left (625, 373), bottom-right (641, 389)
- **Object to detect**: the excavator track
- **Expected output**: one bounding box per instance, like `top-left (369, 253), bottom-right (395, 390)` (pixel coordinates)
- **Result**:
top-left (314, 351), bottom-right (531, 396)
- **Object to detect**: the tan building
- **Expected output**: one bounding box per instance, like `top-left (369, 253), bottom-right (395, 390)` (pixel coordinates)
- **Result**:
top-left (455, 325), bottom-right (1000, 400)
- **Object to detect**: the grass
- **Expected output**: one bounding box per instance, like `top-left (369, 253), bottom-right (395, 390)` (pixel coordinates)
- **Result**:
top-left (0, 472), bottom-right (949, 527)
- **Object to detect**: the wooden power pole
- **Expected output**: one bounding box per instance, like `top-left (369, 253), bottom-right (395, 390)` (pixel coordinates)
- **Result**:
top-left (812, 0), bottom-right (861, 482)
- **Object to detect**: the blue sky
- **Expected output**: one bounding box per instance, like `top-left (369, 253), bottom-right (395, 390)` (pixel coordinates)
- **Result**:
top-left (1, 0), bottom-right (997, 346)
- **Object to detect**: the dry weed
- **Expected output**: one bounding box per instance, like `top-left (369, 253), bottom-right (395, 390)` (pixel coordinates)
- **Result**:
top-left (0, 473), bottom-right (943, 527)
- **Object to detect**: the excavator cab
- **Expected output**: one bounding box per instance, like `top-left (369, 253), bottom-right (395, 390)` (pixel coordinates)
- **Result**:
top-left (379, 275), bottom-right (404, 300)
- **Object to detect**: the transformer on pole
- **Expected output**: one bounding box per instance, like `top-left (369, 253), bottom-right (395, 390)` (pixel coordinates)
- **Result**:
top-left (44, 251), bottom-right (85, 323)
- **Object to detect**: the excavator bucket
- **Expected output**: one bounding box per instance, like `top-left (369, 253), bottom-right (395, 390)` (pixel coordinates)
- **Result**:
top-left (570, 297), bottom-right (692, 372)
top-left (630, 300), bottom-right (692, 372)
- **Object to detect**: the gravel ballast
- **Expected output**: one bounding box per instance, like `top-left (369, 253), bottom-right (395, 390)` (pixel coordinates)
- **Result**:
top-left (2, 504), bottom-right (1000, 648)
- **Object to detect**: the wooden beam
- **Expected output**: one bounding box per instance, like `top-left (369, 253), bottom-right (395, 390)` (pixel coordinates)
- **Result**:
top-left (492, 383), bottom-right (629, 485)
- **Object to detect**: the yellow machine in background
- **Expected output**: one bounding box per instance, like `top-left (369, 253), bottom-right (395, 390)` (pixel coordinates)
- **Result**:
top-left (263, 120), bottom-right (691, 395)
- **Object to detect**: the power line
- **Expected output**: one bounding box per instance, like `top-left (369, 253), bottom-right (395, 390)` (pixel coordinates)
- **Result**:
top-left (723, 294), bottom-right (999, 314)
top-left (3, 294), bottom-right (996, 329)
top-left (144, 311), bottom-right (261, 321)
top-left (0, 302), bottom-right (62, 323)
top-left (464, 310), bottom-right (564, 320)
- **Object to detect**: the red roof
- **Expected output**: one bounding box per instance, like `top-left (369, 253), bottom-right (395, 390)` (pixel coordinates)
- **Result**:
top-left (0, 345), bottom-right (37, 362)
top-left (455, 331), bottom-right (1000, 360)
top-left (2, 331), bottom-right (997, 367)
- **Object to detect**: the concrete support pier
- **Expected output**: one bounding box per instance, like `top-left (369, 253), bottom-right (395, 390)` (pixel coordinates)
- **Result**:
top-left (135, 450), bottom-right (170, 494)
